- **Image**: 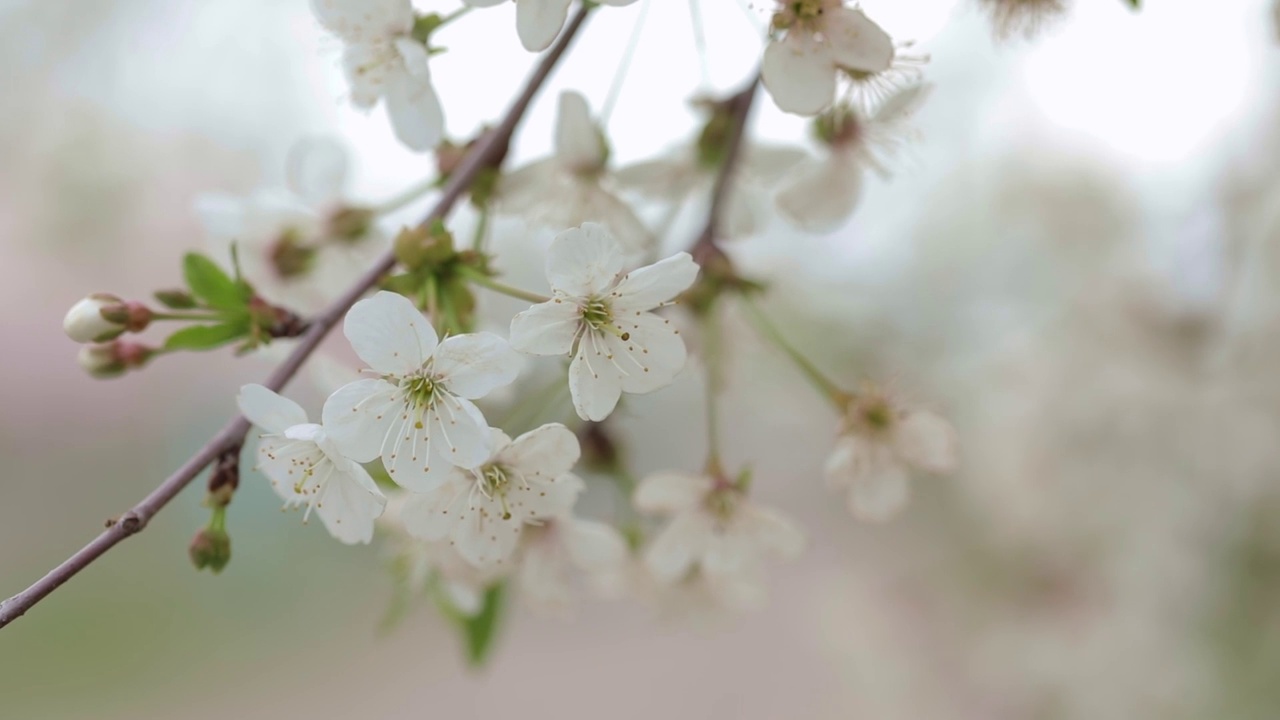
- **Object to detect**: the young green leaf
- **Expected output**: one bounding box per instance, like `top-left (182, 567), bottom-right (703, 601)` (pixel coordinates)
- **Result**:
top-left (459, 583), bottom-right (506, 668)
top-left (164, 321), bottom-right (248, 351)
top-left (183, 252), bottom-right (250, 311)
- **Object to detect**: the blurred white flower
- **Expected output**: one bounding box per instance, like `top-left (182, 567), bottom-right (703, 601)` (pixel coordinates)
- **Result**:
top-left (237, 383), bottom-right (387, 544)
top-left (321, 291), bottom-right (521, 491)
top-left (311, 0), bottom-right (443, 151)
top-left (617, 137), bottom-right (806, 239)
top-left (196, 138), bottom-right (386, 313)
top-left (777, 83), bottom-right (932, 233)
top-left (399, 424), bottom-right (584, 567)
top-left (634, 471), bottom-right (805, 610)
top-left (516, 512), bottom-right (630, 612)
top-left (824, 391), bottom-right (958, 522)
top-left (509, 223), bottom-right (699, 421)
top-left (496, 91), bottom-right (652, 253)
top-left (762, 2), bottom-right (894, 115)
top-left (463, 0), bottom-right (639, 52)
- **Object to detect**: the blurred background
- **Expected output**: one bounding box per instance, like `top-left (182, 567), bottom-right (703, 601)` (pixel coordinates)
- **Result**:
top-left (3, 0), bottom-right (1280, 717)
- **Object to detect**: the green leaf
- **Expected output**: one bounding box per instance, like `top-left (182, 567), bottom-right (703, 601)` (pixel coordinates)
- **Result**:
top-left (1123, 0), bottom-right (1140, 8)
top-left (164, 321), bottom-right (248, 351)
top-left (433, 581), bottom-right (506, 668)
top-left (183, 252), bottom-right (249, 311)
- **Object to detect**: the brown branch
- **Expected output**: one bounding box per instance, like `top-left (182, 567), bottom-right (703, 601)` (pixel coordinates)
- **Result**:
top-left (0, 5), bottom-right (593, 630)
top-left (690, 74), bottom-right (760, 266)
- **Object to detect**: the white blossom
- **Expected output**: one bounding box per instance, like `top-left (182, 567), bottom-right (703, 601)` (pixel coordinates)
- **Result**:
top-left (509, 223), bottom-right (699, 422)
top-left (777, 83), bottom-right (932, 233)
top-left (195, 138), bottom-right (386, 313)
top-left (634, 471), bottom-right (804, 609)
top-left (617, 140), bottom-right (806, 240)
top-left (321, 291), bottom-right (521, 492)
top-left (399, 424), bottom-right (584, 567)
top-left (379, 494), bottom-right (503, 615)
top-left (762, 1), bottom-right (895, 116)
top-left (311, 0), bottom-right (443, 151)
top-left (496, 91), bottom-right (651, 253)
top-left (63, 294), bottom-right (125, 344)
top-left (237, 383), bottom-right (387, 544)
top-left (515, 512), bottom-right (629, 612)
top-left (462, 0), bottom-right (639, 53)
top-left (824, 391), bottom-right (959, 522)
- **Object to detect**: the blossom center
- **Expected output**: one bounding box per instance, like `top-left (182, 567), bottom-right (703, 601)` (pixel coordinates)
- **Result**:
top-left (772, 0), bottom-right (827, 30)
top-left (704, 487), bottom-right (742, 526)
top-left (269, 229), bottom-right (317, 279)
top-left (581, 298), bottom-right (630, 340)
top-left (400, 373), bottom-right (438, 428)
top-left (478, 464), bottom-right (515, 520)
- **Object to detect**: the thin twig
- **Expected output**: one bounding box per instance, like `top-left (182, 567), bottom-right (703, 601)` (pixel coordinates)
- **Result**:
top-left (0, 5), bottom-right (593, 630)
top-left (690, 74), bottom-right (759, 264)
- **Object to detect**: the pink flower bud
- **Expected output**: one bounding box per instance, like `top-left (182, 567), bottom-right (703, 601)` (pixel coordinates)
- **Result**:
top-left (77, 340), bottom-right (155, 379)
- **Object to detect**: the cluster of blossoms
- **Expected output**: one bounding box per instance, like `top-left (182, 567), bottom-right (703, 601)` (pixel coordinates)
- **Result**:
top-left (50, 0), bottom-right (988, 657)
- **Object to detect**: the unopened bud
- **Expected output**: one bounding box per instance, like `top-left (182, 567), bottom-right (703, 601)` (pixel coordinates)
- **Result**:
top-left (63, 294), bottom-right (127, 343)
top-left (189, 526), bottom-right (231, 574)
top-left (327, 206), bottom-right (375, 243)
top-left (98, 301), bottom-right (152, 333)
top-left (77, 340), bottom-right (155, 379)
top-left (154, 289), bottom-right (197, 309)
top-left (394, 221), bottom-right (455, 270)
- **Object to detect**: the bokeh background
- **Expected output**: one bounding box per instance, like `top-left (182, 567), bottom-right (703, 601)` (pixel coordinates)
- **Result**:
top-left (4, 0), bottom-right (1280, 717)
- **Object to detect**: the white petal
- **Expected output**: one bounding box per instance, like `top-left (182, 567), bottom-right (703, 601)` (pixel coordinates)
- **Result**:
top-left (633, 472), bottom-right (710, 514)
top-left (344, 290), bottom-right (437, 375)
top-left (703, 531), bottom-right (753, 575)
top-left (776, 155), bottom-right (863, 233)
top-left (314, 462), bottom-right (388, 544)
top-left (848, 462), bottom-right (910, 522)
top-left (614, 157), bottom-right (698, 200)
top-left (562, 518), bottom-right (628, 571)
top-left (285, 136), bottom-right (348, 206)
top-left (461, 0), bottom-right (506, 6)
top-left (193, 193), bottom-right (245, 242)
top-left (568, 333), bottom-right (624, 421)
top-left (823, 434), bottom-right (879, 489)
top-left (237, 384), bottom-right (309, 434)
top-left (393, 37), bottom-right (430, 77)
top-left (400, 476), bottom-right (469, 541)
top-left (509, 299), bottom-right (582, 356)
top-left (518, 537), bottom-right (573, 609)
top-left (453, 500), bottom-right (522, 567)
top-left (873, 83), bottom-right (933, 126)
top-left (606, 312), bottom-right (688, 394)
top-left (554, 91), bottom-right (605, 170)
top-left (432, 332), bottom-right (522, 399)
top-left (311, 0), bottom-right (413, 41)
top-left (740, 505), bottom-right (805, 560)
top-left (507, 475), bottom-right (582, 520)
top-left (340, 43), bottom-right (391, 109)
top-left (495, 159), bottom-right (560, 213)
top-left (429, 394), bottom-right (495, 471)
top-left (824, 8), bottom-right (895, 74)
top-left (384, 66), bottom-right (444, 152)
top-left (644, 513), bottom-right (713, 583)
top-left (761, 33), bottom-right (837, 116)
top-left (500, 423), bottom-right (581, 478)
top-left (895, 410), bottom-right (959, 474)
top-left (569, 186), bottom-right (653, 254)
top-left (516, 0), bottom-right (573, 51)
top-left (546, 223), bottom-right (626, 298)
top-left (256, 437), bottom-right (325, 500)
top-left (740, 145), bottom-right (809, 183)
top-left (611, 252), bottom-right (699, 312)
top-left (320, 378), bottom-right (400, 462)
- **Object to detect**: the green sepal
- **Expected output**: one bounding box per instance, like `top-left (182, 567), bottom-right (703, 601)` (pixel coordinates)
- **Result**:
top-left (164, 320), bottom-right (249, 351)
top-left (182, 252), bottom-right (250, 311)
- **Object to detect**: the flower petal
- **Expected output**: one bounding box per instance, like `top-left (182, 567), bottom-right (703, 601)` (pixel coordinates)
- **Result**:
top-left (606, 312), bottom-right (688, 394)
top-left (237, 384), bottom-right (309, 434)
top-left (545, 223), bottom-right (626, 297)
top-left (509, 299), bottom-right (582, 356)
top-left (400, 475), bottom-right (469, 541)
top-left (343, 290), bottom-right (437, 375)
top-left (314, 462), bottom-right (388, 544)
top-left (285, 136), bottom-right (348, 206)
top-left (384, 65), bottom-right (444, 152)
top-left (762, 33), bottom-right (837, 116)
top-left (740, 505), bottom-right (805, 559)
top-left (824, 7), bottom-right (895, 74)
top-left (614, 156), bottom-right (698, 200)
top-left (432, 332), bottom-right (522, 399)
top-left (429, 394), bottom-right (495, 471)
top-left (568, 332), bottom-right (624, 421)
top-left (516, 0), bottom-right (574, 51)
top-left (554, 91), bottom-right (605, 170)
top-left (500, 423), bottom-right (581, 479)
top-left (562, 518), bottom-right (628, 571)
top-left (633, 472), bottom-right (710, 514)
top-left (256, 437), bottom-right (325, 501)
top-left (644, 512), bottom-right (713, 583)
top-left (310, 0), bottom-right (414, 42)
top-left (452, 498), bottom-right (523, 567)
top-left (895, 410), bottom-right (959, 474)
top-left (321, 378), bottom-right (400, 462)
top-left (848, 462), bottom-right (910, 522)
top-left (611, 252), bottom-right (699, 313)
top-left (776, 154), bottom-right (863, 233)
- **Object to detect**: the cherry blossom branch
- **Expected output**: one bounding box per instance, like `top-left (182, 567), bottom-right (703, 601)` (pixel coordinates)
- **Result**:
top-left (0, 5), bottom-right (593, 630)
top-left (690, 74), bottom-right (760, 263)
